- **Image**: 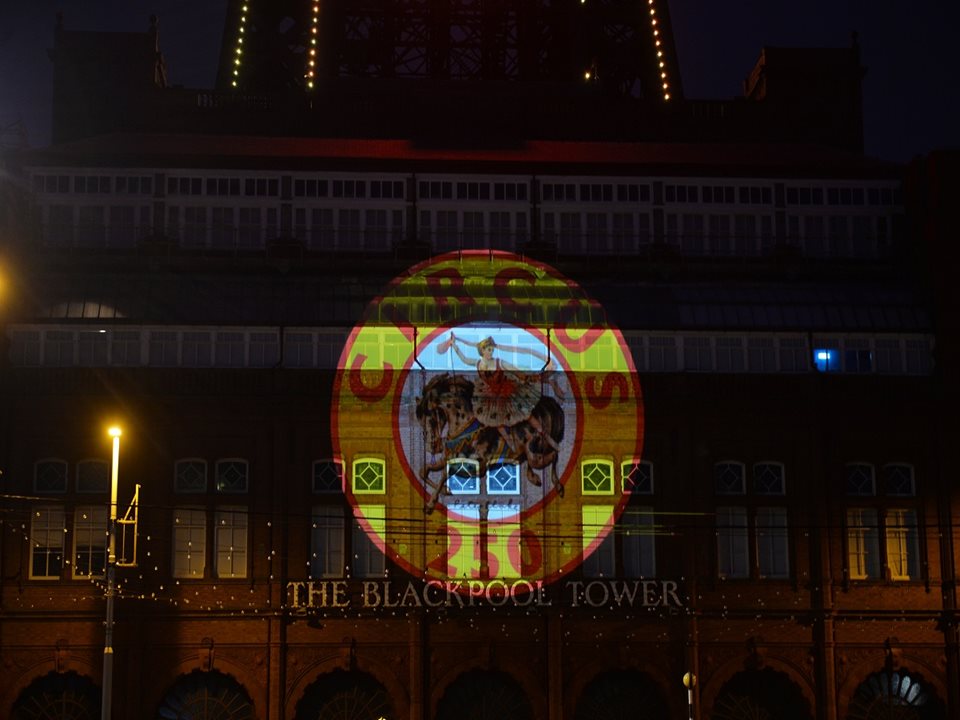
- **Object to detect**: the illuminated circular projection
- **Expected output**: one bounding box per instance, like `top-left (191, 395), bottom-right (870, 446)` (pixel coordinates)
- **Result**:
top-left (332, 251), bottom-right (643, 589)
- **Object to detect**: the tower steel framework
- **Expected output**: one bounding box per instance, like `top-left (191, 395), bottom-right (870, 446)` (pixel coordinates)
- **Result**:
top-left (217, 0), bottom-right (682, 101)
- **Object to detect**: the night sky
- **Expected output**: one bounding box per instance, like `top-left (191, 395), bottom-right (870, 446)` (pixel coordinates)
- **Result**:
top-left (0, 0), bottom-right (955, 161)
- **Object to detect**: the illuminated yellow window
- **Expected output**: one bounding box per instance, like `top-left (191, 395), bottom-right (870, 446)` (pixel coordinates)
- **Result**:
top-left (352, 458), bottom-right (386, 494)
top-left (581, 459), bottom-right (614, 495)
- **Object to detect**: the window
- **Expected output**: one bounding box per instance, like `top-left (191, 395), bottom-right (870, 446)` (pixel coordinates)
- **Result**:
top-left (215, 507), bottom-right (248, 578)
top-left (313, 460), bottom-right (343, 493)
top-left (311, 506), bottom-right (345, 577)
top-left (176, 459), bottom-right (207, 493)
top-left (351, 506), bottom-right (386, 578)
top-left (715, 463), bottom-right (745, 495)
top-left (582, 505), bottom-right (616, 577)
top-left (216, 460), bottom-right (248, 493)
top-left (110, 330), bottom-right (142, 366)
top-left (716, 506), bottom-right (749, 579)
top-left (352, 458), bottom-right (386, 494)
top-left (622, 460), bottom-right (653, 494)
top-left (581, 460), bottom-right (614, 495)
top-left (844, 462), bottom-right (921, 581)
top-left (10, 330), bottom-right (41, 365)
top-left (487, 463), bottom-right (520, 495)
top-left (173, 507), bottom-right (206, 578)
top-left (846, 508), bottom-right (881, 580)
top-left (683, 337), bottom-right (712, 371)
top-left (622, 500), bottom-right (656, 578)
top-left (31, 506), bottom-right (65, 578)
top-left (78, 331), bottom-right (108, 365)
top-left (284, 332), bottom-right (315, 368)
top-left (715, 462), bottom-right (789, 579)
top-left (215, 332), bottom-right (244, 367)
top-left (77, 460), bottom-right (109, 493)
top-left (813, 347), bottom-right (840, 372)
top-left (182, 332), bottom-right (213, 367)
top-left (755, 507), bottom-right (789, 578)
top-left (149, 330), bottom-right (179, 366)
top-left (754, 463), bottom-right (785, 495)
top-left (447, 458), bottom-right (481, 494)
top-left (35, 459), bottom-right (68, 493)
top-left (73, 506), bottom-right (107, 578)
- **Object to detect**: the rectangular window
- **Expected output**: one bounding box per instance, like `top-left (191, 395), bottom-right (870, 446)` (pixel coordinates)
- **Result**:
top-left (31, 506), bottom-right (65, 578)
top-left (10, 330), bottom-right (41, 366)
top-left (845, 464), bottom-right (876, 496)
top-left (351, 506), bottom-right (386, 578)
top-left (747, 338), bottom-right (776, 372)
top-left (181, 331), bottom-right (213, 367)
top-left (44, 330), bottom-right (76, 367)
top-left (249, 332), bottom-right (280, 367)
top-left (846, 508), bottom-right (881, 579)
top-left (73, 506), bottom-right (107, 578)
top-left (110, 330), bottom-right (142, 366)
top-left (885, 509), bottom-right (920, 580)
top-left (173, 508), bottom-right (206, 578)
top-left (284, 332), bottom-right (315, 368)
top-left (311, 506), bottom-right (345, 577)
top-left (683, 337), bottom-right (712, 371)
top-left (582, 505), bottom-right (616, 577)
top-left (753, 463), bottom-right (785, 495)
top-left (884, 464), bottom-right (915, 497)
top-left (78, 331), bottom-right (109, 366)
top-left (149, 331), bottom-right (179, 366)
top-left (215, 507), bottom-right (248, 578)
top-left (755, 507), bottom-right (789, 578)
top-left (648, 336), bottom-right (678, 371)
top-left (622, 503), bottom-right (656, 578)
top-left (715, 337), bottom-right (745, 372)
top-left (212, 332), bottom-right (243, 367)
top-left (716, 506), bottom-right (749, 579)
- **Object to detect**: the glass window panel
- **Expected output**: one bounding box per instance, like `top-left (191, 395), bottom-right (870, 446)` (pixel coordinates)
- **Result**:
top-left (215, 507), bottom-right (248, 578)
top-left (311, 505), bottom-right (345, 577)
top-left (31, 506), bottom-right (65, 578)
top-left (173, 507), bottom-right (206, 578)
top-left (73, 506), bottom-right (107, 578)
top-left (716, 506), bottom-right (749, 579)
top-left (846, 508), bottom-right (881, 579)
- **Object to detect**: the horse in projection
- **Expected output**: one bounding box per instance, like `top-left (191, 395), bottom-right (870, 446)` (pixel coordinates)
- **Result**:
top-left (414, 373), bottom-right (565, 513)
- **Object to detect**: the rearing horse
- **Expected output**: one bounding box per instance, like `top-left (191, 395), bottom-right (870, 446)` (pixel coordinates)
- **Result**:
top-left (414, 373), bottom-right (565, 513)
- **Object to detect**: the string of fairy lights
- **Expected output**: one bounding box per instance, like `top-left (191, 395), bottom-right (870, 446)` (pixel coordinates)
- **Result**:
top-left (1, 499), bottom-right (948, 644)
top-left (229, 3), bottom-right (250, 88)
top-left (226, 1), bottom-right (673, 99)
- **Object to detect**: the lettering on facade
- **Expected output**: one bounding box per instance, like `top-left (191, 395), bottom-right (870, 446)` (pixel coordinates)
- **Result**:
top-left (286, 579), bottom-right (684, 612)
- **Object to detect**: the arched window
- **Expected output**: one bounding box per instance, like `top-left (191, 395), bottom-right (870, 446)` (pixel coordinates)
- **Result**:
top-left (846, 669), bottom-right (945, 720)
top-left (294, 669), bottom-right (392, 720)
top-left (435, 669), bottom-right (531, 720)
top-left (156, 670), bottom-right (255, 719)
top-left (12, 671), bottom-right (100, 720)
top-left (574, 669), bottom-right (669, 720)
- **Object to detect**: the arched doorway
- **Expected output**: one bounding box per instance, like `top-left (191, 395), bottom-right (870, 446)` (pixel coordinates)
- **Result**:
top-left (574, 669), bottom-right (670, 720)
top-left (156, 669), bottom-right (256, 719)
top-left (295, 669), bottom-right (392, 720)
top-left (846, 669), bottom-right (945, 720)
top-left (435, 669), bottom-right (532, 720)
top-left (712, 667), bottom-right (812, 720)
top-left (11, 671), bottom-right (100, 720)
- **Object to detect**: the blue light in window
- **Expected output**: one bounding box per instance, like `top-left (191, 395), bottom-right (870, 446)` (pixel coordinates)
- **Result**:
top-left (813, 349), bottom-right (839, 372)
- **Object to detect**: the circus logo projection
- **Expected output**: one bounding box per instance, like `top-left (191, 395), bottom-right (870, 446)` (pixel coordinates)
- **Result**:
top-left (332, 251), bottom-right (643, 590)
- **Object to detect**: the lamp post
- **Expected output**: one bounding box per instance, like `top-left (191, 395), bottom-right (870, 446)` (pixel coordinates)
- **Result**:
top-left (682, 672), bottom-right (697, 720)
top-left (101, 426), bottom-right (121, 720)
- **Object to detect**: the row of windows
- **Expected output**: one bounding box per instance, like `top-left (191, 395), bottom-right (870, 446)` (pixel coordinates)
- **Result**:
top-left (38, 204), bottom-right (901, 259)
top-left (32, 458), bottom-right (250, 494)
top-left (31, 171), bottom-right (902, 209)
top-left (33, 175), bottom-right (154, 195)
top-left (8, 327), bottom-right (933, 376)
top-left (24, 460), bottom-right (924, 583)
top-left (28, 457), bottom-right (917, 500)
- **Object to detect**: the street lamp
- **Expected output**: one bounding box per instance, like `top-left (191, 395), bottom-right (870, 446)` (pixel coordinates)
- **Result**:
top-left (102, 426), bottom-right (121, 720)
top-left (682, 672), bottom-right (697, 720)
